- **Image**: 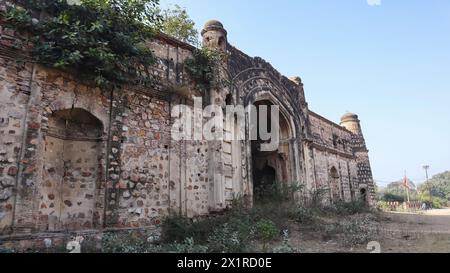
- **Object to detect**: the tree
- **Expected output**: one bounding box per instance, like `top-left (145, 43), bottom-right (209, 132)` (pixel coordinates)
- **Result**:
top-left (378, 179), bottom-right (419, 202)
top-left (419, 171), bottom-right (450, 201)
top-left (4, 0), bottom-right (163, 88)
top-left (159, 4), bottom-right (199, 46)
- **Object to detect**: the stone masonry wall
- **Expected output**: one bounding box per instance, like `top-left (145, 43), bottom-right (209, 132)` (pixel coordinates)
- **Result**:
top-left (0, 8), bottom-right (376, 243)
top-left (306, 111), bottom-right (361, 202)
top-left (0, 51), bottom-right (31, 233)
top-left (0, 10), bottom-right (214, 235)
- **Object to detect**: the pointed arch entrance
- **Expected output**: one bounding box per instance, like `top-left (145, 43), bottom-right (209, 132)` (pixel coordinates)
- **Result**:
top-left (248, 95), bottom-right (298, 203)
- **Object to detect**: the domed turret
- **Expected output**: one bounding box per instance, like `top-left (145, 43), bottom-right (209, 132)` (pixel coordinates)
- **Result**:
top-left (201, 20), bottom-right (227, 51)
top-left (203, 20), bottom-right (225, 31)
top-left (288, 76), bottom-right (302, 86)
top-left (340, 112), bottom-right (362, 135)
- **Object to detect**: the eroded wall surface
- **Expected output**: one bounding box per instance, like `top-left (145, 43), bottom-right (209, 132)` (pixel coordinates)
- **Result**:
top-left (0, 15), bottom-right (215, 234)
top-left (306, 111), bottom-right (374, 204)
top-left (0, 7), bottom-right (376, 240)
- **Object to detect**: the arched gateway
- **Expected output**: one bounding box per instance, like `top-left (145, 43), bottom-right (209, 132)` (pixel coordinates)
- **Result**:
top-left (248, 97), bottom-right (299, 203)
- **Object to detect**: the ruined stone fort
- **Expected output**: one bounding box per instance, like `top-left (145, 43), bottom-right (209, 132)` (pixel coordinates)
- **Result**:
top-left (0, 17), bottom-right (376, 243)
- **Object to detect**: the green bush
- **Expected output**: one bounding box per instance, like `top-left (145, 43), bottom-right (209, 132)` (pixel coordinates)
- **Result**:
top-left (333, 200), bottom-right (371, 215)
top-left (169, 237), bottom-right (208, 253)
top-left (272, 230), bottom-right (300, 253)
top-left (339, 215), bottom-right (377, 247)
top-left (102, 231), bottom-right (162, 253)
top-left (254, 182), bottom-right (303, 204)
top-left (309, 187), bottom-right (330, 208)
top-left (381, 193), bottom-right (405, 202)
top-left (376, 201), bottom-right (391, 212)
top-left (158, 4), bottom-right (199, 45)
top-left (161, 210), bottom-right (256, 253)
top-left (161, 200), bottom-right (289, 253)
top-left (255, 219), bottom-right (279, 252)
top-left (207, 223), bottom-right (251, 253)
top-left (161, 215), bottom-right (229, 244)
top-left (296, 206), bottom-right (316, 224)
top-left (432, 198), bottom-right (447, 209)
top-left (250, 201), bottom-right (297, 231)
top-left (184, 47), bottom-right (228, 93)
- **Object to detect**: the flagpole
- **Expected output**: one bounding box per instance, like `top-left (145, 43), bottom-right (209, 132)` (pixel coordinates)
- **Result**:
top-left (403, 170), bottom-right (410, 209)
top-left (404, 171), bottom-right (410, 204)
top-left (406, 183), bottom-right (410, 203)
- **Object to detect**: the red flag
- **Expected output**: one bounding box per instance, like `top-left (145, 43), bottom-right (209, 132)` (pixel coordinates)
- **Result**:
top-left (403, 175), bottom-right (410, 190)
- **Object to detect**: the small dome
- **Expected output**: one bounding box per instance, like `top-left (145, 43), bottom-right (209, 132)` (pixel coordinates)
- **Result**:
top-left (202, 20), bottom-right (227, 36)
top-left (341, 112), bottom-right (358, 121)
top-left (289, 76), bottom-right (302, 86)
top-left (204, 20), bottom-right (224, 29)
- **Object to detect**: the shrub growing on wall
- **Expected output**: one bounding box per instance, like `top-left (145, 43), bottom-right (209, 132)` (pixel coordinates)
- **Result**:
top-left (184, 47), bottom-right (229, 93)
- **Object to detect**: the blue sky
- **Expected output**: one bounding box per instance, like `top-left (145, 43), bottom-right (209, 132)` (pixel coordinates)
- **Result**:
top-left (160, 0), bottom-right (450, 186)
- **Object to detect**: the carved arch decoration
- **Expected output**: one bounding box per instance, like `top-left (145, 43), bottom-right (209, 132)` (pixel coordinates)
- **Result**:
top-left (225, 66), bottom-right (308, 205)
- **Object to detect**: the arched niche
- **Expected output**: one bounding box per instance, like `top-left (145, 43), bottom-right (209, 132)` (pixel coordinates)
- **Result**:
top-left (329, 166), bottom-right (341, 202)
top-left (360, 187), bottom-right (368, 204)
top-left (39, 108), bottom-right (105, 231)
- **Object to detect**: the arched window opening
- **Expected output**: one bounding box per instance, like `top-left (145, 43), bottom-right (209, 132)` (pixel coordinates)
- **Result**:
top-left (329, 167), bottom-right (341, 202)
top-left (360, 188), bottom-right (368, 203)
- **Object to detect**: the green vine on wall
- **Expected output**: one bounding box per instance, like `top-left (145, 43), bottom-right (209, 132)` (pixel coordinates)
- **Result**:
top-left (184, 47), bottom-right (229, 94)
top-left (2, 0), bottom-right (163, 89)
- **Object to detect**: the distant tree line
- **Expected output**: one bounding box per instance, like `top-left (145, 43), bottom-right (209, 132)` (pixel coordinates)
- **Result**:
top-left (378, 171), bottom-right (450, 209)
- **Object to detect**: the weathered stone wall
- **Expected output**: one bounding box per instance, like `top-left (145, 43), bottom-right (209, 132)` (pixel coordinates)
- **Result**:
top-left (308, 111), bottom-right (353, 154)
top-left (0, 52), bottom-right (31, 234)
top-left (13, 67), bottom-right (111, 234)
top-left (0, 11), bottom-right (376, 244)
top-left (306, 110), bottom-right (375, 203)
top-left (38, 109), bottom-right (105, 231)
top-left (0, 9), bottom-right (213, 235)
top-left (225, 44), bottom-right (310, 206)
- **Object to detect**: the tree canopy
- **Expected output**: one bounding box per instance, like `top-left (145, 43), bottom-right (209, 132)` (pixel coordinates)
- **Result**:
top-left (4, 0), bottom-right (163, 88)
top-left (158, 4), bottom-right (199, 46)
top-left (419, 171), bottom-right (450, 201)
top-left (3, 0), bottom-right (201, 89)
top-left (378, 171), bottom-right (450, 208)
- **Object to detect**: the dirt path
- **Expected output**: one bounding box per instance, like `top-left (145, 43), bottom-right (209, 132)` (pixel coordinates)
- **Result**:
top-left (375, 209), bottom-right (450, 252)
top-left (288, 210), bottom-right (450, 253)
top-left (380, 209), bottom-right (450, 234)
top-left (422, 208), bottom-right (450, 216)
